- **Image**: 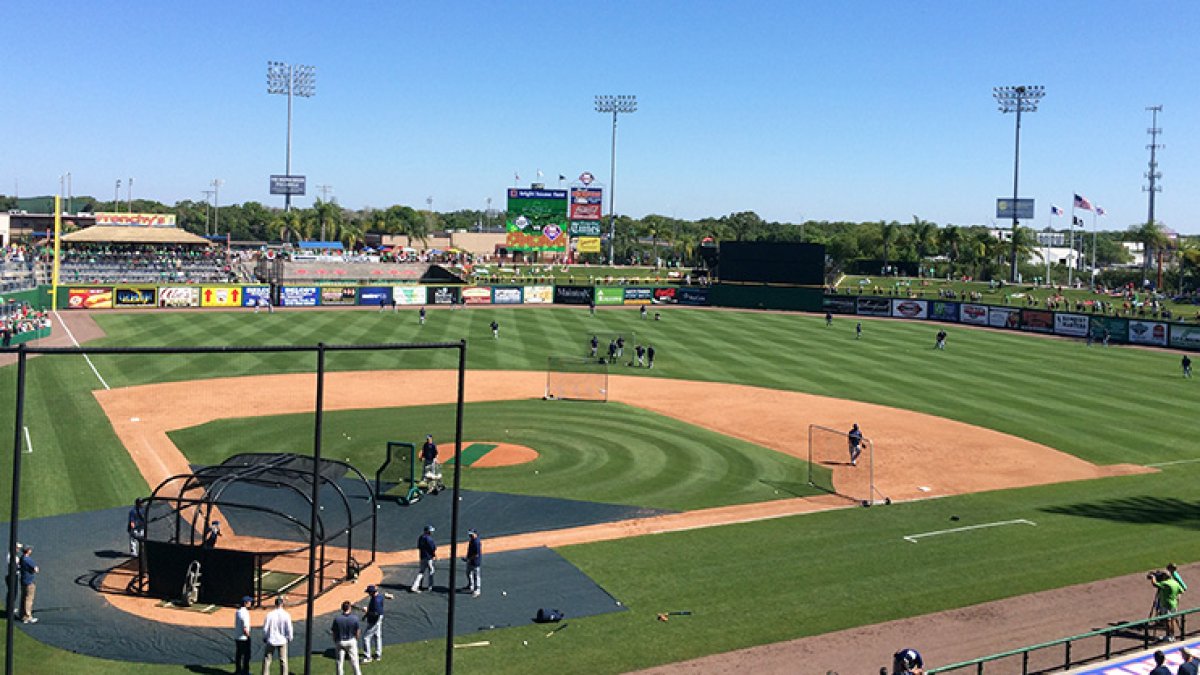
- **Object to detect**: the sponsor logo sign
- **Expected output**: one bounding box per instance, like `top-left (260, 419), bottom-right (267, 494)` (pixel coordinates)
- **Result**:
top-left (319, 286), bottom-right (357, 306)
top-left (428, 286), bottom-right (460, 305)
top-left (281, 286), bottom-right (318, 307)
top-left (269, 175), bottom-right (306, 196)
top-left (523, 285), bottom-right (553, 304)
top-left (1053, 313), bottom-right (1089, 337)
top-left (462, 286), bottom-right (492, 305)
top-left (595, 286), bottom-right (625, 305)
top-left (575, 237), bottom-right (602, 253)
top-left (1170, 324), bottom-right (1200, 349)
top-left (568, 221), bottom-right (603, 237)
top-left (68, 287), bottom-right (113, 309)
top-left (891, 299), bottom-right (928, 319)
top-left (654, 287), bottom-right (677, 303)
top-left (158, 286), bottom-right (199, 308)
top-left (201, 286), bottom-right (242, 307)
top-left (242, 286), bottom-right (271, 306)
top-left (94, 212), bottom-right (177, 227)
top-left (995, 198), bottom-right (1034, 219)
top-left (988, 307), bottom-right (1020, 329)
top-left (677, 287), bottom-right (710, 305)
top-left (624, 287), bottom-right (654, 305)
top-left (358, 287), bottom-right (391, 305)
top-left (114, 287), bottom-right (156, 307)
top-left (553, 285), bottom-right (593, 305)
top-left (1127, 319), bottom-right (1168, 346)
top-left (856, 297), bottom-right (891, 316)
top-left (960, 303), bottom-right (989, 325)
top-left (930, 301), bottom-right (960, 322)
top-left (393, 286), bottom-right (426, 305)
top-left (823, 296), bottom-right (857, 314)
top-left (1089, 316), bottom-right (1128, 343)
top-left (568, 187), bottom-right (603, 221)
top-left (492, 287), bottom-right (523, 304)
top-left (1021, 309), bottom-right (1054, 333)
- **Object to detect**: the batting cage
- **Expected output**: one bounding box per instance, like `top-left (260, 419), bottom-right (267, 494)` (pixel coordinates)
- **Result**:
top-left (545, 355), bottom-right (609, 402)
top-left (807, 424), bottom-right (890, 506)
top-left (0, 338), bottom-right (469, 673)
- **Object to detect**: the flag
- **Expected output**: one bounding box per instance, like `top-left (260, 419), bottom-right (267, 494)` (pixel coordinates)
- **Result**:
top-left (1051, 205), bottom-right (1063, 216)
top-left (559, 174), bottom-right (566, 181)
top-left (1073, 194), bottom-right (1093, 211)
top-left (514, 171), bottom-right (520, 182)
top-left (1095, 206), bottom-right (1106, 216)
top-left (1073, 216), bottom-right (1082, 226)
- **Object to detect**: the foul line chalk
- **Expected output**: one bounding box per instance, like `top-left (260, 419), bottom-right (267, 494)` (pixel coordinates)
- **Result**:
top-left (903, 518), bottom-right (1036, 544)
top-left (1146, 458), bottom-right (1200, 468)
top-left (53, 310), bottom-right (110, 391)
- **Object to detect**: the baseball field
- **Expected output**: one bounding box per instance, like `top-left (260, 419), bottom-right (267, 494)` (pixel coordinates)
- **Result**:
top-left (0, 304), bottom-right (1196, 673)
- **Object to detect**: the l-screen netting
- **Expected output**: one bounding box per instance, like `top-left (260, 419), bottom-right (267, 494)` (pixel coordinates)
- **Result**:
top-left (546, 356), bottom-right (608, 402)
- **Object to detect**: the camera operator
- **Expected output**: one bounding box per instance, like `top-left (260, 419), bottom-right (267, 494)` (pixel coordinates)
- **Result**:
top-left (1149, 570), bottom-right (1184, 642)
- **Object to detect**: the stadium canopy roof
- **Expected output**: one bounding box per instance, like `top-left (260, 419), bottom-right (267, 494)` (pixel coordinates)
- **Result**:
top-left (61, 226), bottom-right (212, 245)
top-left (298, 240), bottom-right (344, 250)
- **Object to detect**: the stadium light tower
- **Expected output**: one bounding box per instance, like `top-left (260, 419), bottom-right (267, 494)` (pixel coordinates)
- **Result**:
top-left (267, 61), bottom-right (316, 212)
top-left (994, 85), bottom-right (1045, 283)
top-left (595, 95), bottom-right (637, 264)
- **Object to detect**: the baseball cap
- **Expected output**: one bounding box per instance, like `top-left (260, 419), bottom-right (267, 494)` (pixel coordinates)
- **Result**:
top-left (242, 596), bottom-right (253, 605)
top-left (468, 529), bottom-right (477, 536)
top-left (424, 524), bottom-right (435, 532)
top-left (366, 585), bottom-right (377, 593)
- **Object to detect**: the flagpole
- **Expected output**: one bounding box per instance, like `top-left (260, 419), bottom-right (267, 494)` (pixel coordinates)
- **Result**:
top-left (1045, 210), bottom-right (1051, 286)
top-left (1068, 203), bottom-right (1075, 288)
top-left (1090, 211), bottom-right (1098, 285)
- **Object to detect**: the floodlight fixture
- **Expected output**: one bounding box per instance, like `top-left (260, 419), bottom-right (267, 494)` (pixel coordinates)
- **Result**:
top-left (595, 94), bottom-right (638, 263)
top-left (993, 84), bottom-right (1046, 283)
top-left (267, 61), bottom-right (317, 211)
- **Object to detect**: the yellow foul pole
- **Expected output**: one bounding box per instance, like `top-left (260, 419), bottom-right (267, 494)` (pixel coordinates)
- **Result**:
top-left (52, 195), bottom-right (62, 309)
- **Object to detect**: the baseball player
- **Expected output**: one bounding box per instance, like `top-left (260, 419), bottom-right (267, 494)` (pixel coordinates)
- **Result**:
top-left (1183, 354), bottom-right (1192, 379)
top-left (490, 320), bottom-right (499, 339)
top-left (635, 344), bottom-right (646, 367)
top-left (848, 424), bottom-right (863, 466)
top-left (646, 344), bottom-right (656, 369)
top-left (825, 312), bottom-right (833, 327)
top-left (590, 335), bottom-right (599, 358)
top-left (421, 435), bottom-right (439, 479)
top-left (856, 322), bottom-right (863, 340)
top-left (616, 336), bottom-right (625, 358)
top-left (935, 329), bottom-right (946, 350)
top-left (892, 648), bottom-right (924, 674)
top-left (419, 306), bottom-right (426, 326)
top-left (640, 305), bottom-right (647, 320)
top-left (410, 525), bottom-right (437, 593)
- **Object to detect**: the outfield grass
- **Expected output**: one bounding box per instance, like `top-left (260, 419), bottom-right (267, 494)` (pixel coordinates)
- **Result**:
top-left (168, 400), bottom-right (831, 511)
top-left (0, 305), bottom-right (1194, 673)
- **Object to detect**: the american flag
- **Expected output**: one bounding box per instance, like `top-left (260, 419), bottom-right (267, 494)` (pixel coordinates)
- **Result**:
top-left (1051, 205), bottom-right (1064, 216)
top-left (1095, 206), bottom-right (1106, 216)
top-left (1074, 194), bottom-right (1094, 211)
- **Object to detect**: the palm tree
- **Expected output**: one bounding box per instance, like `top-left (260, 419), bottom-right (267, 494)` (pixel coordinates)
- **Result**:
top-left (1130, 221), bottom-right (1168, 284)
top-left (313, 199), bottom-right (343, 242)
top-left (939, 225), bottom-right (962, 268)
top-left (910, 216), bottom-right (937, 266)
top-left (880, 220), bottom-right (899, 273)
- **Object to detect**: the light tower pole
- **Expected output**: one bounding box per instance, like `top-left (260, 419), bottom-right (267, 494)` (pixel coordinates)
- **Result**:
top-left (1144, 105), bottom-right (1163, 226)
top-left (595, 95), bottom-right (637, 265)
top-left (114, 179), bottom-right (121, 212)
top-left (267, 61), bottom-right (316, 212)
top-left (993, 85), bottom-right (1045, 283)
top-left (201, 189), bottom-right (215, 236)
top-left (211, 179), bottom-right (224, 235)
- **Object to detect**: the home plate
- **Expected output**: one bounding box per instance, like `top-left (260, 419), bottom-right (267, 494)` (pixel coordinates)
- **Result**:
top-left (917, 486), bottom-right (931, 492)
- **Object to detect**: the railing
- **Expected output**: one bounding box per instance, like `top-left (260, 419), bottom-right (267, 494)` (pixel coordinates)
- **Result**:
top-left (928, 606), bottom-right (1200, 674)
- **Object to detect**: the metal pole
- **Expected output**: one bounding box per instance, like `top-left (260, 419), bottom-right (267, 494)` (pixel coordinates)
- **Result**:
top-left (445, 339), bottom-right (468, 674)
top-left (127, 177), bottom-right (134, 212)
top-left (5, 347), bottom-right (28, 675)
top-left (303, 343), bottom-right (326, 675)
top-left (608, 110), bottom-right (618, 265)
top-left (214, 181), bottom-right (221, 235)
top-left (1009, 104), bottom-right (1021, 283)
top-left (114, 180), bottom-right (120, 212)
top-left (66, 173), bottom-right (71, 215)
top-left (1091, 212), bottom-right (1097, 286)
top-left (286, 66), bottom-right (293, 213)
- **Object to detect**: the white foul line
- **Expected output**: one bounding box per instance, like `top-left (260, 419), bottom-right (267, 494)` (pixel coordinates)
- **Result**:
top-left (1146, 458), bottom-right (1200, 468)
top-left (903, 518), bottom-right (1036, 544)
top-left (22, 426), bottom-right (32, 454)
top-left (52, 310), bottom-right (110, 390)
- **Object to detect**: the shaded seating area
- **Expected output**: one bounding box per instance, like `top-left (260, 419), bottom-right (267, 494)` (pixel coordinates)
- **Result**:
top-left (57, 226), bottom-right (231, 284)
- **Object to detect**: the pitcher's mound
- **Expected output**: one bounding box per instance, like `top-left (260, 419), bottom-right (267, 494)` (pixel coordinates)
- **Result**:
top-left (470, 442), bottom-right (539, 467)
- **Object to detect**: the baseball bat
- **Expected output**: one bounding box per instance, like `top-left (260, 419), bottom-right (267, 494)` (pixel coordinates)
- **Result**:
top-left (545, 622), bottom-right (569, 638)
top-left (454, 641), bottom-right (490, 648)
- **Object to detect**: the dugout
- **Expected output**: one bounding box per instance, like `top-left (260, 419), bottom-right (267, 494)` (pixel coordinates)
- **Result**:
top-left (135, 452), bottom-right (377, 607)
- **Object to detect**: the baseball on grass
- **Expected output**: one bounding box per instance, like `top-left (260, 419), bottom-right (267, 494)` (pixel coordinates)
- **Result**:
top-left (522, 640), bottom-right (528, 646)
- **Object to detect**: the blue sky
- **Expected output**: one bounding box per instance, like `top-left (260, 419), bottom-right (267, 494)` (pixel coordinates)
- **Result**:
top-left (3, 1), bottom-right (1197, 231)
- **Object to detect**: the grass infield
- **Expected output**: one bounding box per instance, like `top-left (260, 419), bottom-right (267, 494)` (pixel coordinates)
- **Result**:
top-left (0, 306), bottom-right (1193, 673)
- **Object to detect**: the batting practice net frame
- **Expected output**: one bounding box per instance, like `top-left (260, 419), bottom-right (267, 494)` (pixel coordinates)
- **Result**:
top-left (807, 424), bottom-right (889, 506)
top-left (545, 355), bottom-right (609, 402)
top-left (1, 339), bottom-right (473, 675)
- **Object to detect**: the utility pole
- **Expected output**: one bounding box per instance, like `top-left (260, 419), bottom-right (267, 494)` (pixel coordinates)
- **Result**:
top-left (127, 177), bottom-right (134, 212)
top-left (1144, 105), bottom-right (1164, 288)
top-left (317, 184), bottom-right (333, 202)
top-left (212, 179), bottom-right (224, 235)
top-left (202, 190), bottom-right (215, 236)
top-left (114, 179), bottom-right (121, 212)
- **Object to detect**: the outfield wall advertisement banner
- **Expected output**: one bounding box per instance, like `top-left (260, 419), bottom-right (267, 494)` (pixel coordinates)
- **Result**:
top-left (505, 188), bottom-right (568, 252)
top-left (1020, 309), bottom-right (1054, 333)
top-left (554, 285), bottom-right (593, 305)
top-left (1127, 320), bottom-right (1168, 346)
top-left (158, 287), bottom-right (199, 308)
top-left (201, 286), bottom-right (242, 307)
top-left (929, 301), bottom-right (960, 322)
top-left (320, 287), bottom-right (357, 306)
top-left (1089, 316), bottom-right (1128, 343)
top-left (960, 303), bottom-right (988, 325)
top-left (242, 286), bottom-right (271, 306)
top-left (492, 287), bottom-right (523, 304)
top-left (988, 307), bottom-right (1020, 329)
top-left (428, 286), bottom-right (460, 305)
top-left (393, 286), bottom-right (426, 305)
top-left (281, 286), bottom-right (318, 307)
top-left (595, 286), bottom-right (625, 306)
top-left (358, 287), bottom-right (391, 305)
top-left (856, 297), bottom-right (890, 316)
top-left (624, 288), bottom-right (654, 305)
top-left (462, 286), bottom-right (492, 305)
top-left (824, 296), bottom-right (857, 314)
top-left (523, 286), bottom-right (553, 304)
top-left (654, 287), bottom-right (677, 303)
top-left (1054, 313), bottom-right (1089, 337)
top-left (676, 287), bottom-right (710, 305)
top-left (568, 186), bottom-right (603, 221)
top-left (114, 287), bottom-right (156, 308)
top-left (68, 288), bottom-right (112, 309)
top-left (94, 212), bottom-right (177, 227)
top-left (891, 299), bottom-right (927, 319)
top-left (1170, 324), bottom-right (1200, 349)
